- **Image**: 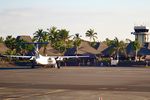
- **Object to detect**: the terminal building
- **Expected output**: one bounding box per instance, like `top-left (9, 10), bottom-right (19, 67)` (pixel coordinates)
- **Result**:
top-left (131, 25), bottom-right (150, 46)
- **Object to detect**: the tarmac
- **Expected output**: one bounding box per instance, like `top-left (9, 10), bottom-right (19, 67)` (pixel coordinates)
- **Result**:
top-left (0, 66), bottom-right (150, 100)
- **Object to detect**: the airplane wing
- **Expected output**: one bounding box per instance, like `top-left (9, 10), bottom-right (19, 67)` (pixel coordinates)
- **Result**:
top-left (2, 55), bottom-right (33, 58)
top-left (59, 56), bottom-right (89, 58)
top-left (2, 55), bottom-right (37, 61)
top-left (47, 55), bottom-right (89, 61)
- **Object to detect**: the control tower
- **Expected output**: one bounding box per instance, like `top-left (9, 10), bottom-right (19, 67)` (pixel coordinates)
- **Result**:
top-left (131, 25), bottom-right (150, 46)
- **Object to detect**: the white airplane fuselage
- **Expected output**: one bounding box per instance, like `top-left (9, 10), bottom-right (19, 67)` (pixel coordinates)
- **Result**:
top-left (34, 54), bottom-right (57, 67)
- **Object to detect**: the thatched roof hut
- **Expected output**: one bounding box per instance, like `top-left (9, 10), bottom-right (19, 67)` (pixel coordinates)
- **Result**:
top-left (138, 48), bottom-right (150, 56)
top-left (143, 42), bottom-right (150, 49)
top-left (64, 40), bottom-right (100, 58)
top-left (77, 41), bottom-right (100, 55)
top-left (0, 43), bottom-right (9, 54)
top-left (65, 41), bottom-right (110, 57)
top-left (100, 45), bottom-right (115, 57)
top-left (39, 43), bottom-right (61, 56)
top-left (96, 42), bottom-right (108, 56)
top-left (126, 43), bottom-right (135, 57)
top-left (16, 35), bottom-right (32, 42)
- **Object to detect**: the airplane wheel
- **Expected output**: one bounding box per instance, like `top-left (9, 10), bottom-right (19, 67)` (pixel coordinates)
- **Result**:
top-left (57, 65), bottom-right (60, 69)
top-left (31, 65), bottom-right (34, 68)
top-left (31, 61), bottom-right (35, 68)
top-left (56, 61), bottom-right (60, 69)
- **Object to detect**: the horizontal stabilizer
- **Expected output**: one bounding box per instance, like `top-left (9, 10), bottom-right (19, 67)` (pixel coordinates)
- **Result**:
top-left (22, 42), bottom-right (49, 44)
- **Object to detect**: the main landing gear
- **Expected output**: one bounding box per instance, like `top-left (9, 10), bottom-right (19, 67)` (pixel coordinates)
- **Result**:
top-left (56, 61), bottom-right (60, 69)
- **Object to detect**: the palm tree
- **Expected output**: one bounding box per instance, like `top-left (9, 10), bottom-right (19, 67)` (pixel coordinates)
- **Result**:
top-left (85, 29), bottom-right (97, 42)
top-left (16, 39), bottom-right (26, 55)
top-left (57, 29), bottom-right (72, 54)
top-left (73, 33), bottom-right (82, 55)
top-left (5, 35), bottom-right (33, 56)
top-left (33, 29), bottom-right (46, 42)
top-left (5, 49), bottom-right (17, 62)
top-left (47, 26), bottom-right (59, 44)
top-left (48, 27), bottom-right (73, 54)
top-left (132, 39), bottom-right (141, 61)
top-left (0, 36), bottom-right (4, 43)
top-left (58, 29), bottom-right (70, 41)
top-left (126, 39), bottom-right (141, 61)
top-left (16, 39), bottom-right (34, 56)
top-left (104, 38), bottom-right (114, 46)
top-left (33, 29), bottom-right (49, 55)
top-left (5, 35), bottom-right (16, 50)
top-left (108, 37), bottom-right (126, 60)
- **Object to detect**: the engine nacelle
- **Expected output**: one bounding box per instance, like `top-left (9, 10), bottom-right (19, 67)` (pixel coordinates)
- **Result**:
top-left (56, 57), bottom-right (63, 61)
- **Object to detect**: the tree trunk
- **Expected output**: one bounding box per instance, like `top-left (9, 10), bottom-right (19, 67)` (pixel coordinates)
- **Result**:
top-left (117, 52), bottom-right (119, 60)
top-left (135, 50), bottom-right (138, 62)
top-left (43, 45), bottom-right (47, 56)
top-left (76, 46), bottom-right (78, 56)
top-left (116, 49), bottom-right (119, 60)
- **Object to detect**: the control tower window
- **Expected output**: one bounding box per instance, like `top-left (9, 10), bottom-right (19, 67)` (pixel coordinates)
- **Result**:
top-left (135, 29), bottom-right (149, 32)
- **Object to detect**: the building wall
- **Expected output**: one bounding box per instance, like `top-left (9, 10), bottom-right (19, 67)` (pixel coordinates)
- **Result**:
top-left (135, 33), bottom-right (149, 46)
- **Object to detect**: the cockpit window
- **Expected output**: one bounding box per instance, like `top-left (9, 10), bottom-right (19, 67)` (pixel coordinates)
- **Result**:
top-left (48, 58), bottom-right (52, 60)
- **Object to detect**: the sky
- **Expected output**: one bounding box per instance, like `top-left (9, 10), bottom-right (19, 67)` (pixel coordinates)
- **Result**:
top-left (0, 0), bottom-right (150, 41)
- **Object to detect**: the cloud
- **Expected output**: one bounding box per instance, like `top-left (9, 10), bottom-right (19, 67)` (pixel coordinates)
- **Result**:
top-left (0, 8), bottom-right (36, 17)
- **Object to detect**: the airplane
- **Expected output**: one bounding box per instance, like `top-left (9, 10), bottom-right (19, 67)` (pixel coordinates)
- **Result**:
top-left (4, 42), bottom-right (89, 68)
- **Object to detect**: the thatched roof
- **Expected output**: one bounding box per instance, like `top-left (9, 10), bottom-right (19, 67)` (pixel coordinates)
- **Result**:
top-left (16, 35), bottom-right (32, 42)
top-left (0, 43), bottom-right (9, 54)
top-left (77, 40), bottom-right (100, 55)
top-left (39, 43), bottom-right (61, 56)
top-left (65, 41), bottom-right (108, 57)
top-left (96, 42), bottom-right (108, 54)
top-left (126, 43), bottom-right (135, 56)
top-left (138, 48), bottom-right (150, 56)
top-left (64, 47), bottom-right (76, 56)
top-left (143, 42), bottom-right (150, 49)
top-left (101, 45), bottom-right (115, 57)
